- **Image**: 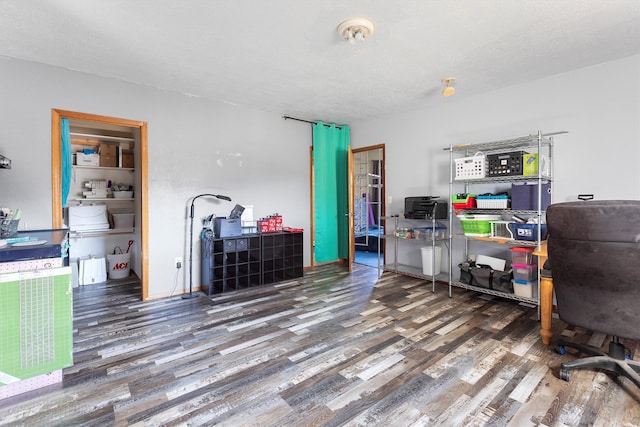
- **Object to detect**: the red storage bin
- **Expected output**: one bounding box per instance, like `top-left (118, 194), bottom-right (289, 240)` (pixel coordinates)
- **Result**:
top-left (452, 193), bottom-right (476, 211)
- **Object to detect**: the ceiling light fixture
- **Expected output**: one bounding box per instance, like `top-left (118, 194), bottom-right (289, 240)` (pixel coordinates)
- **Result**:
top-left (337, 17), bottom-right (375, 44)
top-left (442, 77), bottom-right (456, 97)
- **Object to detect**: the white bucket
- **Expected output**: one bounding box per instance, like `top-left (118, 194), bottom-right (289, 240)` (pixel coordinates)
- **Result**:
top-left (420, 246), bottom-right (442, 276)
top-left (107, 252), bottom-right (131, 279)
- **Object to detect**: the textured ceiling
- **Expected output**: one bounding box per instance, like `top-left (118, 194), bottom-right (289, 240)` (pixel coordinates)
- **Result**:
top-left (1, 0), bottom-right (639, 124)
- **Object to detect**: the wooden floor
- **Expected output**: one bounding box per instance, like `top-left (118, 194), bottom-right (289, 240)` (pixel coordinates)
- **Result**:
top-left (1, 264), bottom-right (639, 426)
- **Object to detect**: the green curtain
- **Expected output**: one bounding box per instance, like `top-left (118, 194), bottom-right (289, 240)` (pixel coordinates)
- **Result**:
top-left (313, 122), bottom-right (350, 262)
top-left (61, 118), bottom-right (72, 207)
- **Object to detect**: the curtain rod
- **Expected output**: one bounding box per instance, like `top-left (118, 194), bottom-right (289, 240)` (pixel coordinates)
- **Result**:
top-left (282, 115), bottom-right (343, 129)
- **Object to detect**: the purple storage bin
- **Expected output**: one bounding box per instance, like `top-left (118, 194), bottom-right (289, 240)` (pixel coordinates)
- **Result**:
top-left (511, 182), bottom-right (551, 211)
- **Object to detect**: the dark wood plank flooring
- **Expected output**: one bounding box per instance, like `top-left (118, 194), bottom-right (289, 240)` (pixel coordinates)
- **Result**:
top-left (1, 264), bottom-right (639, 426)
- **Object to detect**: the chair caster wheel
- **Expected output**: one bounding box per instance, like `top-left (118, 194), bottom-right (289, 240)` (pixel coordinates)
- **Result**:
top-left (559, 366), bottom-right (571, 382)
top-left (553, 344), bottom-right (566, 355)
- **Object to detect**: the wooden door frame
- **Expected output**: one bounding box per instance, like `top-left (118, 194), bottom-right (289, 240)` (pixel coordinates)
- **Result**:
top-left (51, 109), bottom-right (150, 300)
top-left (309, 146), bottom-right (315, 267)
top-left (352, 144), bottom-right (386, 267)
top-left (348, 146), bottom-right (355, 271)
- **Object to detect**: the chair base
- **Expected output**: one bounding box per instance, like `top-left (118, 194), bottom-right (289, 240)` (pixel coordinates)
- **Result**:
top-left (554, 338), bottom-right (640, 388)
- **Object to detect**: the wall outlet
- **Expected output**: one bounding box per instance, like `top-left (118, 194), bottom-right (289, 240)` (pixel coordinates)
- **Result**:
top-left (175, 257), bottom-right (183, 269)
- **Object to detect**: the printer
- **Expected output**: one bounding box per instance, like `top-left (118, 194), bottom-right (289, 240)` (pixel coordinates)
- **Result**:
top-left (404, 196), bottom-right (448, 220)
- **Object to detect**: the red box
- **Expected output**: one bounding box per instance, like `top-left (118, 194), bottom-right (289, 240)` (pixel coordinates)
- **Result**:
top-left (274, 215), bottom-right (283, 231)
top-left (259, 214), bottom-right (284, 233)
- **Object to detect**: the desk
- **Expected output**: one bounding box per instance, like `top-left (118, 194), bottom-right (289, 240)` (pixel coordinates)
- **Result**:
top-left (0, 229), bottom-right (68, 263)
top-left (533, 242), bottom-right (553, 345)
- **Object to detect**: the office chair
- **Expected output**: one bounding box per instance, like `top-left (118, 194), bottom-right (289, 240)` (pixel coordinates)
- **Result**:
top-left (546, 200), bottom-right (640, 387)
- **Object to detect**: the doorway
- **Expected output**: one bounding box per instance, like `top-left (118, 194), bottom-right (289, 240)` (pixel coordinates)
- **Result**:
top-left (51, 109), bottom-right (149, 300)
top-left (352, 145), bottom-right (385, 271)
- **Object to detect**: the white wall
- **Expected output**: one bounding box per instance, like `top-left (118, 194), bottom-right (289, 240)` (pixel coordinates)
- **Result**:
top-left (351, 54), bottom-right (640, 271)
top-left (352, 54), bottom-right (640, 207)
top-left (0, 57), bottom-right (311, 298)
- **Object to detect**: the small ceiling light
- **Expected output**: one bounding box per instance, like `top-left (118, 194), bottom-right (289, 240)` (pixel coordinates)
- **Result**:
top-left (442, 77), bottom-right (456, 97)
top-left (337, 17), bottom-right (375, 44)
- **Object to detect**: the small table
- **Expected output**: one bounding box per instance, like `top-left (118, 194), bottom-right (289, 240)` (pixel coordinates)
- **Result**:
top-left (533, 242), bottom-right (553, 345)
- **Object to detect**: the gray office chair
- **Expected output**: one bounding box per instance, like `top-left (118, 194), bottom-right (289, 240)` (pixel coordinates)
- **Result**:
top-left (546, 200), bottom-right (640, 387)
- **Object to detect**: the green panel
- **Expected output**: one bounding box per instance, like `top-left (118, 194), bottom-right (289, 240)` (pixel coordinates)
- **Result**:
top-left (313, 122), bottom-right (350, 263)
top-left (0, 267), bottom-right (73, 385)
top-left (336, 129), bottom-right (350, 260)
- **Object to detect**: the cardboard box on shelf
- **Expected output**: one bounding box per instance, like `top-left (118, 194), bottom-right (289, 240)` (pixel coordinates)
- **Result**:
top-left (122, 151), bottom-right (134, 168)
top-left (99, 143), bottom-right (117, 157)
top-left (100, 155), bottom-right (117, 168)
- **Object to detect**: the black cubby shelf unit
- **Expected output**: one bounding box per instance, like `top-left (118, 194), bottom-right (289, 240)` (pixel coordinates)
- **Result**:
top-left (262, 231), bottom-right (304, 284)
top-left (200, 231), bottom-right (303, 296)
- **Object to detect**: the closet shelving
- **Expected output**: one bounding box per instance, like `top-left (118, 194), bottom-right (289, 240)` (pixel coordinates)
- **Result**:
top-left (67, 130), bottom-right (136, 236)
top-left (446, 131), bottom-right (561, 314)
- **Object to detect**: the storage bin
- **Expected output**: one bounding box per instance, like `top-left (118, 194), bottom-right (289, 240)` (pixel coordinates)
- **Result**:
top-left (75, 152), bottom-right (99, 166)
top-left (68, 204), bottom-right (109, 231)
top-left (394, 227), bottom-right (413, 239)
top-left (511, 182), bottom-right (551, 211)
top-left (454, 154), bottom-right (486, 180)
top-left (413, 226), bottom-right (446, 240)
top-left (457, 214), bottom-right (501, 237)
top-left (476, 195), bottom-right (510, 209)
top-left (109, 210), bottom-right (135, 229)
top-left (509, 247), bottom-right (535, 264)
top-left (107, 252), bottom-right (131, 279)
top-left (421, 246), bottom-right (442, 276)
top-left (113, 190), bottom-right (133, 199)
top-left (512, 263), bottom-right (538, 282)
top-left (487, 151), bottom-right (526, 177)
top-left (513, 223), bottom-right (547, 241)
top-left (513, 279), bottom-right (537, 298)
top-left (452, 193), bottom-right (476, 210)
